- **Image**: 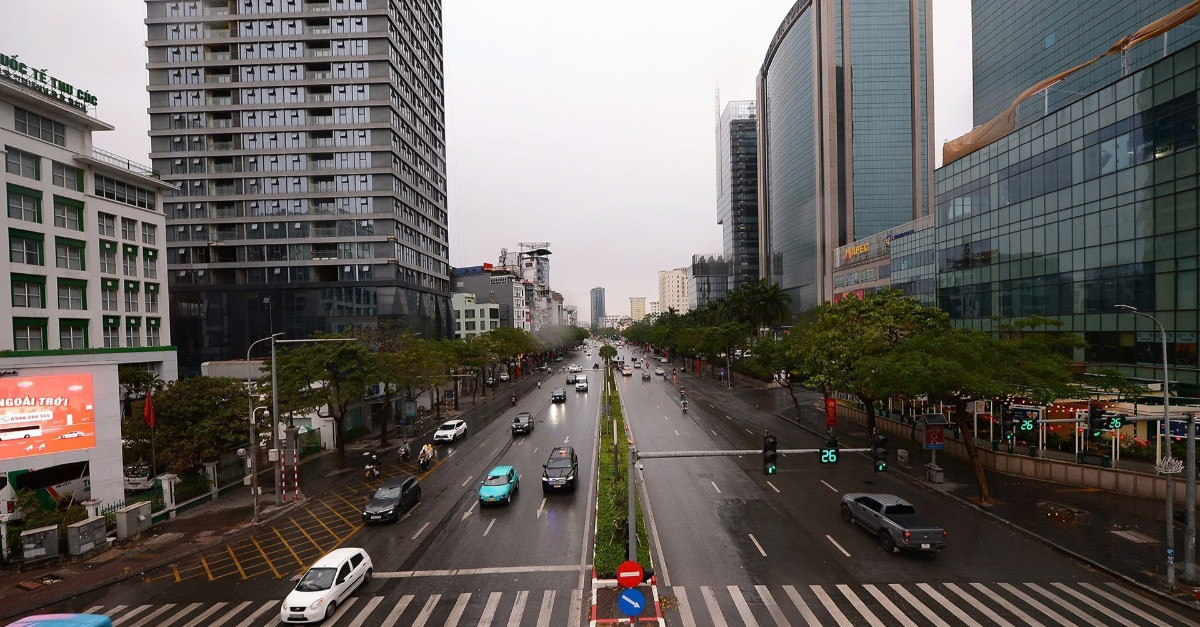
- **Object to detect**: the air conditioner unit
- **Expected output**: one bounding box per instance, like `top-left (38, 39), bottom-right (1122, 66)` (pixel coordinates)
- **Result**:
top-left (387, 258), bottom-right (398, 264)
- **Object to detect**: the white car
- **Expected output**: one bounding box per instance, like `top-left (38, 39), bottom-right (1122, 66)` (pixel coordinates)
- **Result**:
top-left (499, 372), bottom-right (510, 381)
top-left (281, 547), bottom-right (372, 623)
top-left (621, 367), bottom-right (633, 376)
top-left (433, 420), bottom-right (467, 443)
top-left (654, 368), bottom-right (665, 376)
top-left (568, 364), bottom-right (583, 373)
top-left (576, 379), bottom-right (589, 391)
top-left (58, 431), bottom-right (86, 439)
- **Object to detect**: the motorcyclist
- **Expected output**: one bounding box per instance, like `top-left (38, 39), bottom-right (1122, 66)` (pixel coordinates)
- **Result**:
top-left (681, 399), bottom-right (689, 413)
top-left (679, 387), bottom-right (685, 398)
top-left (537, 381), bottom-right (542, 389)
top-left (511, 394), bottom-right (517, 406)
top-left (398, 441), bottom-right (411, 462)
top-left (364, 452), bottom-right (380, 480)
top-left (418, 443), bottom-right (433, 471)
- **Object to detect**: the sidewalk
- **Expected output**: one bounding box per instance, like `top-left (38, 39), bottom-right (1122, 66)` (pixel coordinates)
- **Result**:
top-left (0, 381), bottom-right (532, 622)
top-left (681, 369), bottom-right (1200, 610)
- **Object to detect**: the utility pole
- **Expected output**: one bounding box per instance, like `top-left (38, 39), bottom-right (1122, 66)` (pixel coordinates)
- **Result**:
top-left (1186, 412), bottom-right (1196, 582)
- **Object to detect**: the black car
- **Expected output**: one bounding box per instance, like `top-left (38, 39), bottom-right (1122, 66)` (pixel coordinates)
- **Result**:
top-left (362, 475), bottom-right (421, 523)
top-left (511, 412), bottom-right (534, 436)
top-left (641, 371), bottom-right (651, 381)
top-left (542, 446), bottom-right (578, 493)
top-left (551, 387), bottom-right (566, 403)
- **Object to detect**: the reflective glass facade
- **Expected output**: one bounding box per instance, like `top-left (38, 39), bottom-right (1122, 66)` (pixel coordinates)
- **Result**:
top-left (759, 0), bottom-right (933, 315)
top-left (145, 0), bottom-right (452, 374)
top-left (937, 42), bottom-right (1200, 393)
top-left (715, 101), bottom-right (759, 292)
top-left (973, 1), bottom-right (1200, 127)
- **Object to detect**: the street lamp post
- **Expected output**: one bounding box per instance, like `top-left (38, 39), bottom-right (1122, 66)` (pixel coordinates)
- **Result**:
top-left (247, 333), bottom-right (283, 523)
top-left (271, 336), bottom-right (357, 504)
top-left (1115, 304), bottom-right (1179, 586)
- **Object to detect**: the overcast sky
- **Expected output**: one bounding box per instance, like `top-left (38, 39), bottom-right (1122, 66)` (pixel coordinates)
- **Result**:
top-left (2, 0), bottom-right (972, 325)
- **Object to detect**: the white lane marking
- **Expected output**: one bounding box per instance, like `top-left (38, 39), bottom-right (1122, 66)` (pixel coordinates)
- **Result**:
top-left (380, 594), bottom-right (414, 627)
top-left (462, 475), bottom-right (473, 487)
top-left (700, 586), bottom-right (729, 627)
top-left (444, 592), bottom-right (471, 627)
top-left (483, 518), bottom-right (496, 536)
top-left (862, 584), bottom-right (919, 627)
top-left (375, 564), bottom-right (589, 578)
top-left (411, 521), bottom-right (430, 539)
top-left (711, 481), bottom-right (722, 494)
top-left (203, 601), bottom-right (250, 627)
top-left (1101, 582), bottom-right (1187, 626)
top-left (835, 585), bottom-right (884, 627)
top-left (728, 585), bottom-right (760, 626)
top-left (745, 428), bottom-right (754, 434)
top-left (536, 497), bottom-right (547, 519)
top-left (674, 587), bottom-right (698, 627)
top-left (449, 450), bottom-right (456, 457)
top-left (346, 596), bottom-right (385, 627)
top-left (462, 502), bottom-right (477, 521)
top-left (569, 589), bottom-right (584, 627)
top-left (782, 585), bottom-right (821, 626)
top-left (754, 585), bottom-right (789, 627)
top-left (748, 533), bottom-right (768, 557)
top-left (820, 480), bottom-right (838, 492)
top-left (126, 603), bottom-right (177, 627)
top-left (506, 591), bottom-right (529, 627)
top-left (114, 605), bottom-right (150, 625)
top-left (944, 583), bottom-right (1014, 626)
top-left (665, 415), bottom-right (669, 421)
top-left (888, 584), bottom-right (953, 627)
top-left (674, 430), bottom-right (680, 436)
top-left (410, 593), bottom-right (440, 627)
top-left (1022, 583), bottom-right (1091, 625)
top-left (478, 592), bottom-right (502, 627)
top-left (766, 481), bottom-right (780, 493)
top-left (710, 429), bottom-right (718, 435)
top-left (535, 590), bottom-right (555, 627)
top-left (918, 583), bottom-right (983, 626)
top-left (1052, 582), bottom-right (1143, 625)
top-left (532, 447), bottom-right (538, 455)
top-left (180, 602), bottom-right (230, 627)
top-left (967, 583), bottom-right (1043, 627)
top-left (726, 415), bottom-right (732, 419)
top-left (110, 605), bottom-right (143, 623)
top-left (825, 534), bottom-right (851, 557)
top-left (811, 585), bottom-right (854, 627)
top-left (564, 436), bottom-right (570, 444)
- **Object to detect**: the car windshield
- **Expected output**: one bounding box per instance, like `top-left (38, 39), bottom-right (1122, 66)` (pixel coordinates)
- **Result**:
top-left (296, 567), bottom-right (336, 591)
top-left (372, 487), bottom-right (401, 500)
top-left (438, 423), bottom-right (456, 431)
top-left (547, 458), bottom-right (572, 469)
top-left (483, 474), bottom-right (510, 486)
top-left (513, 416), bottom-right (529, 423)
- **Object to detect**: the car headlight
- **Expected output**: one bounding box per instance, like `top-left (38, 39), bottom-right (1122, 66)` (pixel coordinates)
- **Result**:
top-left (309, 597), bottom-right (326, 610)
top-left (566, 475), bottom-right (575, 481)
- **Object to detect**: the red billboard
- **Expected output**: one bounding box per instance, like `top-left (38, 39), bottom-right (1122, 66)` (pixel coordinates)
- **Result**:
top-left (0, 374), bottom-right (96, 461)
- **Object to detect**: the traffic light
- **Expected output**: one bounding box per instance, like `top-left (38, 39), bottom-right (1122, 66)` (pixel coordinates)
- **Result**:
top-left (1001, 407), bottom-right (1017, 439)
top-left (1087, 404), bottom-right (1107, 437)
top-left (872, 432), bottom-right (889, 472)
top-left (762, 435), bottom-right (778, 475)
top-left (820, 435), bottom-right (839, 464)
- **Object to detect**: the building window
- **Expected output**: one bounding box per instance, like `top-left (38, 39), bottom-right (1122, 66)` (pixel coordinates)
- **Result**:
top-left (59, 322), bottom-right (87, 349)
top-left (57, 283), bottom-right (85, 310)
top-left (146, 323), bottom-right (161, 347)
top-left (14, 107), bottom-right (66, 146)
top-left (101, 287), bottom-right (118, 311)
top-left (9, 233), bottom-right (42, 265)
top-left (103, 323), bottom-right (120, 348)
top-left (12, 277), bottom-right (44, 308)
top-left (4, 147), bottom-right (39, 179)
top-left (100, 248), bottom-right (117, 274)
top-left (123, 252), bottom-right (138, 276)
top-left (14, 319), bottom-right (47, 351)
top-left (95, 174), bottom-right (156, 210)
top-left (53, 200), bottom-right (83, 230)
top-left (7, 189), bottom-right (40, 222)
top-left (98, 213), bottom-right (116, 236)
top-left (125, 325), bottom-right (141, 348)
top-left (144, 251), bottom-right (158, 279)
top-left (51, 162), bottom-right (82, 191)
top-left (55, 240), bottom-right (85, 270)
top-left (142, 223), bottom-right (157, 244)
top-left (145, 288), bottom-right (159, 313)
top-left (125, 289), bottom-right (139, 312)
top-left (121, 218), bottom-right (137, 241)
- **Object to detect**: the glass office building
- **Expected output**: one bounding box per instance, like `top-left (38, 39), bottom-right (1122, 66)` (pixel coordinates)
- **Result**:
top-left (758, 0), bottom-right (934, 314)
top-left (715, 100), bottom-right (759, 292)
top-left (144, 0), bottom-right (452, 374)
top-left (973, 1), bottom-right (1200, 127)
top-left (590, 287), bottom-right (605, 329)
top-left (937, 41), bottom-right (1200, 394)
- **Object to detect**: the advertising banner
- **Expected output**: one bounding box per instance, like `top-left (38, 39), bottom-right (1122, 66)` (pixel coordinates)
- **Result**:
top-left (0, 374), bottom-right (95, 461)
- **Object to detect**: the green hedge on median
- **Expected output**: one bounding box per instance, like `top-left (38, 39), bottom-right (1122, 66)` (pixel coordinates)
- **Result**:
top-left (594, 368), bottom-right (651, 578)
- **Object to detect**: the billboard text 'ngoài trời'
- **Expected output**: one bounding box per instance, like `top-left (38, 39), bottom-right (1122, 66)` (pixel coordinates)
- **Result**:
top-left (0, 374), bottom-right (96, 462)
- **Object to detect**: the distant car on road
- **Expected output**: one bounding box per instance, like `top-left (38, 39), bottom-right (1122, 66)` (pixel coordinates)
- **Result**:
top-left (511, 412), bottom-right (534, 435)
top-left (479, 465), bottom-right (519, 505)
top-left (551, 387), bottom-right (566, 403)
top-left (433, 420), bottom-right (467, 443)
top-left (641, 371), bottom-right (651, 381)
top-left (841, 493), bottom-right (946, 554)
top-left (621, 367), bottom-right (633, 376)
top-left (499, 372), bottom-right (510, 381)
top-left (654, 367), bottom-right (665, 376)
top-left (566, 373), bottom-right (577, 384)
top-left (575, 379), bottom-right (589, 392)
top-left (361, 476), bottom-right (420, 523)
top-left (568, 363), bottom-right (583, 373)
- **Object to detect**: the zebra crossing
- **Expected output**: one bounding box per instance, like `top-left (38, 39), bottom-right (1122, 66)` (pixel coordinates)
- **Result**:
top-left (662, 580), bottom-right (1200, 627)
top-left (89, 588), bottom-right (585, 627)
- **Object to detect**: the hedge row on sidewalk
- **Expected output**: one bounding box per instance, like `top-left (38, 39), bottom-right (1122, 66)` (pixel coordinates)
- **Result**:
top-left (594, 368), bottom-right (651, 578)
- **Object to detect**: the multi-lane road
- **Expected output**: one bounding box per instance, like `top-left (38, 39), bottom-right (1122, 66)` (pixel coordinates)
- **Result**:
top-left (21, 343), bottom-right (1200, 626)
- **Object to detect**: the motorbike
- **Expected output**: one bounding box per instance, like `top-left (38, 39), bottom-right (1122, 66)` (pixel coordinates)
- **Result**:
top-left (682, 401), bottom-right (688, 414)
top-left (511, 394), bottom-right (517, 406)
top-left (398, 442), bottom-right (411, 462)
top-left (364, 452), bottom-right (381, 480)
top-left (418, 451), bottom-right (432, 472)
top-left (593, 363), bottom-right (599, 369)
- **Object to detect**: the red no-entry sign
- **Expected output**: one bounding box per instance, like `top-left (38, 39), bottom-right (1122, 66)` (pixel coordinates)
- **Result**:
top-left (616, 560), bottom-right (644, 588)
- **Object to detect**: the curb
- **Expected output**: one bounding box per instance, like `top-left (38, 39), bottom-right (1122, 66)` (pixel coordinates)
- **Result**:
top-left (774, 400), bottom-right (1200, 613)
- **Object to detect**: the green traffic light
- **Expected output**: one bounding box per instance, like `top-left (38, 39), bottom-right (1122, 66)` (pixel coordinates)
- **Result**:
top-left (874, 462), bottom-right (888, 472)
top-left (766, 464), bottom-right (777, 475)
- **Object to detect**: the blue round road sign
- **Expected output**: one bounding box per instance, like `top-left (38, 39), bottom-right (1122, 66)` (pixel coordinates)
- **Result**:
top-left (617, 588), bottom-right (646, 618)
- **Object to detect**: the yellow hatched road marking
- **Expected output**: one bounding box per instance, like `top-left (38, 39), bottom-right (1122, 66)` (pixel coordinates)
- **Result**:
top-left (307, 503), bottom-right (345, 543)
top-left (274, 525), bottom-right (306, 568)
top-left (250, 535), bottom-right (282, 579)
top-left (321, 496), bottom-right (362, 529)
top-left (331, 491), bottom-right (363, 511)
top-left (226, 543), bottom-right (248, 579)
top-left (291, 515), bottom-right (325, 553)
top-left (172, 563), bottom-right (181, 582)
top-left (200, 554), bottom-right (214, 581)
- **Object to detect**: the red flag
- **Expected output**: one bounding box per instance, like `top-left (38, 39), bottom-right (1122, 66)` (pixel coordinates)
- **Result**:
top-left (144, 390), bottom-right (155, 429)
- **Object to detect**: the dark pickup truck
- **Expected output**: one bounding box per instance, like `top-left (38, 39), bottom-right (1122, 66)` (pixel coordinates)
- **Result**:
top-left (841, 493), bottom-right (947, 554)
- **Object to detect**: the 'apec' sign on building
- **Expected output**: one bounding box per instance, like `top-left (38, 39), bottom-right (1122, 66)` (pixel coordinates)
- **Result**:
top-left (0, 52), bottom-right (98, 111)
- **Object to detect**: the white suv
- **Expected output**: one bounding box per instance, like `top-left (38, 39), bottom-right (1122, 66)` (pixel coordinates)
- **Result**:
top-left (433, 420), bottom-right (467, 443)
top-left (576, 379), bottom-right (589, 392)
